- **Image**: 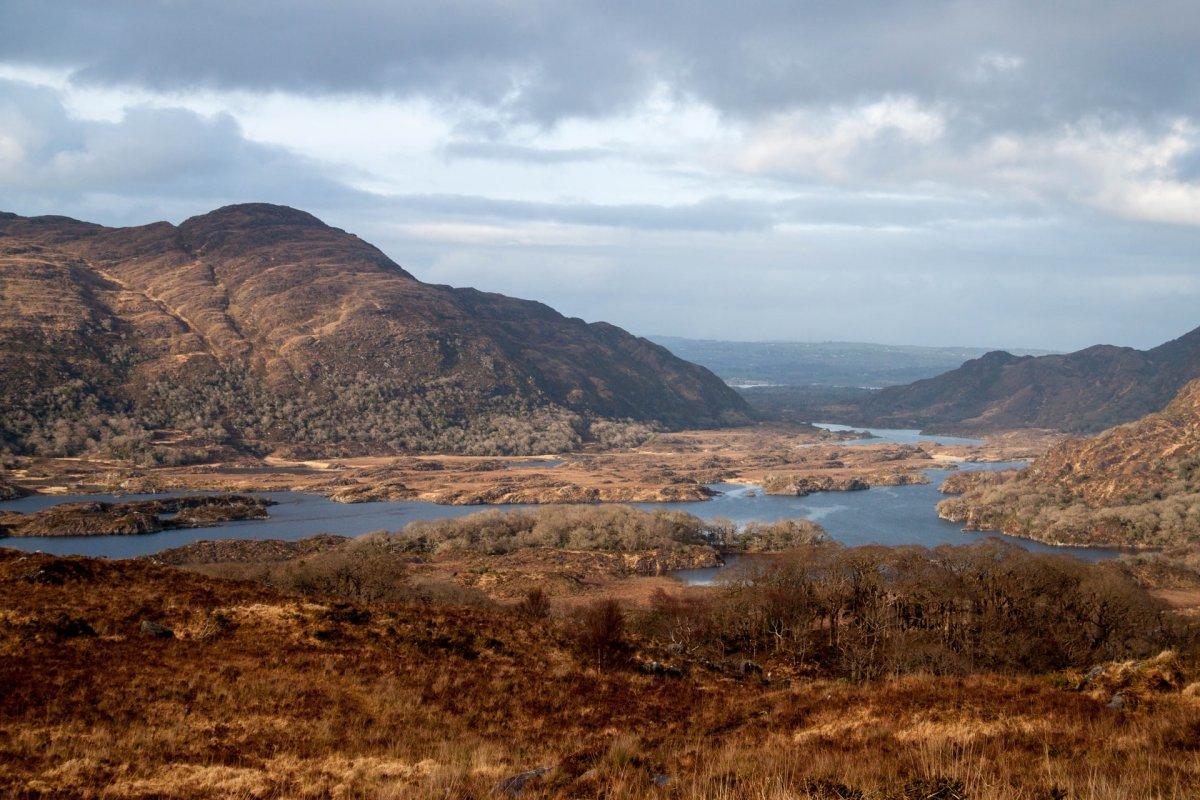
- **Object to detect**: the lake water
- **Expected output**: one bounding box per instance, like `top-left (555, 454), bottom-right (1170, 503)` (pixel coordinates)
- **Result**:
top-left (0, 432), bottom-right (1116, 563)
top-left (813, 422), bottom-right (984, 447)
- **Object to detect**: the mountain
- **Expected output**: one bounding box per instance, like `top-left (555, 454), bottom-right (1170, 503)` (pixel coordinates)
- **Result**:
top-left (843, 327), bottom-right (1200, 433)
top-left (0, 204), bottom-right (747, 459)
top-left (938, 377), bottom-right (1200, 549)
top-left (650, 336), bottom-right (1054, 389)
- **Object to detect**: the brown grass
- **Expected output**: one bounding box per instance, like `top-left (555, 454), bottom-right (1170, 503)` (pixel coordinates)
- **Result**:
top-left (3, 548), bottom-right (1200, 799)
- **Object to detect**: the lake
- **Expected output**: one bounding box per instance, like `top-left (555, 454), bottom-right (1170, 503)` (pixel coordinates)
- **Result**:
top-left (813, 422), bottom-right (985, 447)
top-left (0, 433), bottom-right (1116, 562)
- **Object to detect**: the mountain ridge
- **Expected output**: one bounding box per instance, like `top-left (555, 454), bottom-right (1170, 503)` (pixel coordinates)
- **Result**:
top-left (0, 203), bottom-right (748, 459)
top-left (842, 325), bottom-right (1200, 433)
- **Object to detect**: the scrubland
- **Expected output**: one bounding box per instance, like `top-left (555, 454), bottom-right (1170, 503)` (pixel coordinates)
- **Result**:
top-left (4, 520), bottom-right (1200, 799)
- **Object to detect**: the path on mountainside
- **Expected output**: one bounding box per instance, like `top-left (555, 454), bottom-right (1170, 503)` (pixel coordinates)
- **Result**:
top-left (91, 262), bottom-right (228, 364)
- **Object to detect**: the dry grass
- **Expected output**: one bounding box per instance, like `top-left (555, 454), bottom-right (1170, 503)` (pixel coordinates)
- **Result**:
top-left (3, 549), bottom-right (1200, 799)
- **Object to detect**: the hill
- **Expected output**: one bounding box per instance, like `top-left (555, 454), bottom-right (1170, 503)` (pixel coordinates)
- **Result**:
top-left (0, 204), bottom-right (747, 460)
top-left (845, 326), bottom-right (1200, 433)
top-left (939, 377), bottom-right (1200, 548)
top-left (651, 336), bottom-right (1053, 389)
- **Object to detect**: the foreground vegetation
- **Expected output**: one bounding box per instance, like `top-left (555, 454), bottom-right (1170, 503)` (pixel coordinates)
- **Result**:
top-left (5, 522), bottom-right (1200, 798)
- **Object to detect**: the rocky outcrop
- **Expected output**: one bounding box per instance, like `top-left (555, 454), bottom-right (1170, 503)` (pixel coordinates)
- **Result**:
top-left (0, 476), bottom-right (30, 501)
top-left (761, 474), bottom-right (869, 497)
top-left (327, 480), bottom-right (420, 503)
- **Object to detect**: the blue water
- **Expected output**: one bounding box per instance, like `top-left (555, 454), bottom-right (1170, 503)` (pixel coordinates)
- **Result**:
top-left (0, 435), bottom-right (1115, 562)
top-left (813, 422), bottom-right (984, 447)
top-left (630, 463), bottom-right (1112, 563)
top-left (0, 491), bottom-right (536, 559)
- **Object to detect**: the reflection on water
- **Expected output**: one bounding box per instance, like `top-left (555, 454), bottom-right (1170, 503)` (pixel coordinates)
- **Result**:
top-left (0, 432), bottom-right (1115, 563)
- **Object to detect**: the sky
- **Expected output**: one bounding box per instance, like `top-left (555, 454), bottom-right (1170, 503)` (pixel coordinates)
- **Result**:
top-left (1, 1), bottom-right (1198, 351)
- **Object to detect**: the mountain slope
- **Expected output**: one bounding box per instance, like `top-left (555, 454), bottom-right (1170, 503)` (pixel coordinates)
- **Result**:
top-left (848, 327), bottom-right (1200, 433)
top-left (938, 377), bottom-right (1200, 548)
top-left (0, 204), bottom-right (747, 458)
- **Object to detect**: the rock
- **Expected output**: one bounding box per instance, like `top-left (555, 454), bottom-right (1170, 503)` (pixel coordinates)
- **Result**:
top-left (652, 773), bottom-right (671, 787)
top-left (1078, 650), bottom-right (1185, 701)
top-left (20, 560), bottom-right (92, 585)
top-left (139, 620), bottom-right (175, 639)
top-left (36, 613), bottom-right (96, 641)
top-left (1107, 693), bottom-right (1126, 710)
top-left (496, 766), bottom-right (551, 795)
top-left (761, 474), bottom-right (869, 497)
top-left (639, 660), bottom-right (683, 678)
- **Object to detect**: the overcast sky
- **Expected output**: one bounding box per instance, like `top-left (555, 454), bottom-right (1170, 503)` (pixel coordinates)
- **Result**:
top-left (2, 1), bottom-right (1198, 350)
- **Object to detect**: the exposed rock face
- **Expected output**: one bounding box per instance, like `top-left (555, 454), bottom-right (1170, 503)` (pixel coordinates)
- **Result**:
top-left (846, 328), bottom-right (1200, 433)
top-left (937, 379), bottom-right (1200, 548)
top-left (0, 495), bottom-right (271, 537)
top-left (0, 204), bottom-right (748, 458)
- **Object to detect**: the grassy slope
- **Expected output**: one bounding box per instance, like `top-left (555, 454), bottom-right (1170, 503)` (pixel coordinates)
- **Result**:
top-left (3, 549), bottom-right (1200, 799)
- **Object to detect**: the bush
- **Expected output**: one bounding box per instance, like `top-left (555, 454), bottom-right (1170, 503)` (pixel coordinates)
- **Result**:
top-left (573, 599), bottom-right (627, 668)
top-left (393, 505), bottom-right (717, 555)
top-left (635, 541), bottom-right (1179, 680)
top-left (516, 587), bottom-right (551, 620)
top-left (273, 539), bottom-right (412, 604)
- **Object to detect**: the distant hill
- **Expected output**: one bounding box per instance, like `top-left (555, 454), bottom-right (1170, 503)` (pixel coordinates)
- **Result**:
top-left (847, 327), bottom-right (1200, 433)
top-left (939, 377), bottom-right (1200, 549)
top-left (0, 204), bottom-right (747, 459)
top-left (650, 336), bottom-right (1054, 389)
top-left (651, 336), bottom-right (1056, 426)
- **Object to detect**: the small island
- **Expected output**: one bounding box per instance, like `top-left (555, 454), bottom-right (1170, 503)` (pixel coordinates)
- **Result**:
top-left (0, 495), bottom-right (272, 538)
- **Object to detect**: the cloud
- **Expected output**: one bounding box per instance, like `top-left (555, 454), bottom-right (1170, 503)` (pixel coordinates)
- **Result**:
top-left (734, 96), bottom-right (948, 182)
top-left (0, 78), bottom-right (358, 218)
top-left (2, 3), bottom-right (1200, 350)
top-left (440, 140), bottom-right (612, 164)
top-left (2, 1), bottom-right (1197, 127)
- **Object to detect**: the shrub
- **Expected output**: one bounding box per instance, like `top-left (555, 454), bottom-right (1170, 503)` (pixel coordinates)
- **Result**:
top-left (574, 599), bottom-right (627, 668)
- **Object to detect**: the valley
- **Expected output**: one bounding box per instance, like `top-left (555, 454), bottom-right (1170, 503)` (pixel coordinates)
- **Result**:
top-left (5, 207), bottom-right (1200, 798)
top-left (5, 6), bottom-right (1198, 797)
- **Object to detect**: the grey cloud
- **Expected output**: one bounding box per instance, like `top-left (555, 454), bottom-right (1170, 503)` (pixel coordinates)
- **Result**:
top-left (2, 1), bottom-right (1197, 128)
top-left (0, 77), bottom-right (1067, 237)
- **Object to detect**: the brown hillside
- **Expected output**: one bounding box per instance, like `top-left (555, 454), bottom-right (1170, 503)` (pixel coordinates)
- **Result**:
top-left (845, 327), bottom-right (1200, 433)
top-left (938, 378), bottom-right (1200, 548)
top-left (1, 545), bottom-right (1197, 798)
top-left (0, 205), bottom-right (747, 459)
